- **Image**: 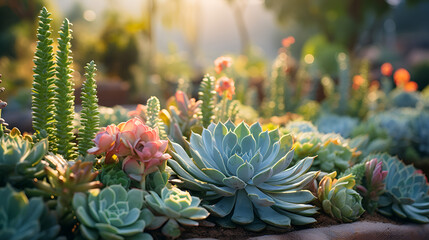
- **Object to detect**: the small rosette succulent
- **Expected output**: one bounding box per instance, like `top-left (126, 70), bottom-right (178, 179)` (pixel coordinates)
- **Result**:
top-left (0, 184), bottom-right (60, 240)
top-left (34, 154), bottom-right (102, 219)
top-left (72, 185), bottom-right (153, 240)
top-left (0, 128), bottom-right (48, 187)
top-left (168, 121), bottom-right (319, 230)
top-left (412, 111), bottom-right (429, 156)
top-left (316, 114), bottom-right (359, 138)
top-left (316, 138), bottom-right (355, 173)
top-left (355, 158), bottom-right (388, 213)
top-left (89, 118), bottom-right (171, 181)
top-left (145, 186), bottom-right (209, 239)
top-left (291, 132), bottom-right (321, 161)
top-left (99, 164), bottom-right (130, 189)
top-left (375, 153), bottom-right (429, 223)
top-left (318, 172), bottom-right (365, 222)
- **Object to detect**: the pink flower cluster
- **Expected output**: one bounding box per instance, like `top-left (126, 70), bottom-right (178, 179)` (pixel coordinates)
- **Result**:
top-left (88, 118), bottom-right (171, 181)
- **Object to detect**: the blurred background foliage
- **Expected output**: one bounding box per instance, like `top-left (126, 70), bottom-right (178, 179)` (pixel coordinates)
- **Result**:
top-left (0, 0), bottom-right (428, 111)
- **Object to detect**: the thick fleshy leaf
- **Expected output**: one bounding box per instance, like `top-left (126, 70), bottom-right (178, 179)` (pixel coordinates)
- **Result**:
top-left (245, 185), bottom-right (275, 207)
top-left (176, 218), bottom-right (199, 226)
top-left (180, 207), bottom-right (209, 220)
top-left (202, 168), bottom-right (227, 183)
top-left (208, 184), bottom-right (237, 196)
top-left (257, 131), bottom-right (270, 158)
top-left (234, 122), bottom-right (250, 140)
top-left (76, 206), bottom-right (96, 228)
top-left (204, 196), bottom-right (236, 217)
top-left (249, 122), bottom-right (263, 144)
top-left (241, 135), bottom-right (256, 155)
top-left (275, 208), bottom-right (317, 225)
top-left (231, 190), bottom-right (254, 224)
top-left (162, 219), bottom-right (181, 239)
top-left (127, 189), bottom-right (144, 210)
top-left (254, 205), bottom-right (291, 228)
top-left (236, 162), bottom-right (254, 183)
top-left (249, 151), bottom-right (263, 169)
top-left (223, 176), bottom-right (247, 190)
top-left (226, 154), bottom-right (245, 176)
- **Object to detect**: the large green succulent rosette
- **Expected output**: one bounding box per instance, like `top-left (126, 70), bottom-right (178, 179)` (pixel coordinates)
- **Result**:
top-left (72, 185), bottom-right (153, 240)
top-left (168, 121), bottom-right (319, 231)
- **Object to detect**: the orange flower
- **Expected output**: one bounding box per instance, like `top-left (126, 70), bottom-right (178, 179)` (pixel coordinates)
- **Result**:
top-left (352, 75), bottom-right (365, 90)
top-left (282, 36), bottom-right (295, 48)
top-left (393, 68), bottom-right (410, 87)
top-left (380, 63), bottom-right (393, 77)
top-left (404, 81), bottom-right (418, 92)
top-left (370, 80), bottom-right (380, 90)
top-left (215, 77), bottom-right (235, 100)
top-left (214, 56), bottom-right (232, 74)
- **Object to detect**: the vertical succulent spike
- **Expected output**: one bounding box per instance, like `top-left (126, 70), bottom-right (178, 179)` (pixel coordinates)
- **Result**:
top-left (78, 61), bottom-right (100, 156)
top-left (54, 18), bottom-right (77, 159)
top-left (337, 52), bottom-right (350, 114)
top-left (32, 7), bottom-right (55, 142)
top-left (147, 96), bottom-right (167, 139)
top-left (198, 74), bottom-right (216, 127)
top-left (0, 74), bottom-right (8, 137)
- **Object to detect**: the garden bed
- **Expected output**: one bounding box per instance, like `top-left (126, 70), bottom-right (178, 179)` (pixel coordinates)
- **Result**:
top-left (177, 213), bottom-right (429, 240)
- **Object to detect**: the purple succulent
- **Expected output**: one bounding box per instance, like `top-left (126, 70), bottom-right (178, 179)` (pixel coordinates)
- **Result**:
top-left (356, 158), bottom-right (388, 213)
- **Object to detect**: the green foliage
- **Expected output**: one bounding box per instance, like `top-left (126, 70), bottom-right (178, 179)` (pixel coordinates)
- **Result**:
top-left (318, 172), bottom-right (365, 222)
top-left (34, 154), bottom-right (102, 223)
top-left (99, 163), bottom-right (130, 189)
top-left (316, 113), bottom-right (358, 138)
top-left (32, 7), bottom-right (55, 143)
top-left (78, 61), bottom-right (100, 156)
top-left (146, 96), bottom-right (167, 140)
top-left (337, 53), bottom-right (350, 114)
top-left (0, 184), bottom-right (60, 240)
top-left (145, 186), bottom-right (209, 239)
top-left (389, 89), bottom-right (420, 108)
top-left (198, 74), bottom-right (216, 127)
top-left (375, 153), bottom-right (429, 223)
top-left (53, 18), bottom-right (77, 159)
top-left (0, 128), bottom-right (48, 189)
top-left (266, 53), bottom-right (287, 116)
top-left (98, 105), bottom-right (131, 127)
top-left (72, 185), bottom-right (153, 240)
top-left (168, 121), bottom-right (319, 230)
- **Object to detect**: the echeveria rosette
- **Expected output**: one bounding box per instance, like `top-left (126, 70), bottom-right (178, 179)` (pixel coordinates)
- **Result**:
top-left (72, 185), bottom-right (153, 240)
top-left (375, 153), bottom-right (429, 223)
top-left (0, 185), bottom-right (60, 240)
top-left (318, 172), bottom-right (365, 222)
top-left (145, 186), bottom-right (209, 239)
top-left (0, 128), bottom-right (48, 188)
top-left (355, 158), bottom-right (388, 214)
top-left (168, 121), bottom-right (319, 231)
top-left (99, 164), bottom-right (130, 189)
top-left (315, 137), bottom-right (358, 173)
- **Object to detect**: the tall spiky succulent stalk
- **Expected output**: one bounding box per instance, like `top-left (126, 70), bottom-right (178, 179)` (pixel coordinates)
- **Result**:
top-left (199, 74), bottom-right (216, 127)
top-left (147, 96), bottom-right (167, 140)
top-left (0, 74), bottom-right (8, 136)
top-left (267, 55), bottom-right (286, 116)
top-left (78, 61), bottom-right (100, 156)
top-left (53, 18), bottom-right (76, 159)
top-left (32, 7), bottom-right (55, 142)
top-left (337, 52), bottom-right (350, 114)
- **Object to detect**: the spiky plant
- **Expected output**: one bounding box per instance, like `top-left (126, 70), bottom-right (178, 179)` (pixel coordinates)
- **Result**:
top-left (78, 61), bottom-right (100, 156)
top-left (146, 96), bottom-right (167, 140)
top-left (53, 18), bottom-right (76, 159)
top-left (198, 74), bottom-right (216, 127)
top-left (32, 7), bottom-right (55, 143)
top-left (0, 74), bottom-right (8, 136)
top-left (168, 121), bottom-right (319, 231)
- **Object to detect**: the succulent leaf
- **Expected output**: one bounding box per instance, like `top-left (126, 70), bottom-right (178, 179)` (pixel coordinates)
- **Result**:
top-left (169, 121), bottom-right (319, 230)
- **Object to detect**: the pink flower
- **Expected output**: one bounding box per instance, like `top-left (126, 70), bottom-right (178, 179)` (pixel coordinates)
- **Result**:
top-left (88, 124), bottom-right (120, 162)
top-left (214, 56), bottom-right (232, 74)
top-left (215, 77), bottom-right (235, 100)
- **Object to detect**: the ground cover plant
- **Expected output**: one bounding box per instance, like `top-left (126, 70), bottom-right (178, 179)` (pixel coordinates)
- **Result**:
top-left (1, 6), bottom-right (429, 240)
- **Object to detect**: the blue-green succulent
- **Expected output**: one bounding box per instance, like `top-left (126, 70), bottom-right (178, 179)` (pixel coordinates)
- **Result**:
top-left (72, 185), bottom-right (153, 240)
top-left (317, 114), bottom-right (358, 138)
top-left (0, 184), bottom-right (60, 240)
top-left (168, 121), bottom-right (319, 231)
top-left (375, 154), bottom-right (429, 223)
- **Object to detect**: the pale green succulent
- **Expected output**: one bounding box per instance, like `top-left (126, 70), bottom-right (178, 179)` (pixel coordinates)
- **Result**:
top-left (0, 184), bottom-right (60, 240)
top-left (318, 172), bottom-right (365, 222)
top-left (375, 153), bottom-right (429, 223)
top-left (284, 120), bottom-right (318, 134)
top-left (168, 121), bottom-right (319, 231)
top-left (316, 114), bottom-right (358, 138)
top-left (145, 186), bottom-right (209, 239)
top-left (72, 185), bottom-right (153, 240)
top-left (0, 128), bottom-right (48, 188)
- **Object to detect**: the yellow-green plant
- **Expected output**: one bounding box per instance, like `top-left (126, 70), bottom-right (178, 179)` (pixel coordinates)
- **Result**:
top-left (32, 7), bottom-right (55, 142)
top-left (198, 74), bottom-right (216, 127)
top-left (53, 18), bottom-right (77, 159)
top-left (78, 61), bottom-right (100, 156)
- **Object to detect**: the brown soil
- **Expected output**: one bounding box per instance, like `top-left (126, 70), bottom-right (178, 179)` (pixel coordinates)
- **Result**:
top-left (176, 212), bottom-right (404, 240)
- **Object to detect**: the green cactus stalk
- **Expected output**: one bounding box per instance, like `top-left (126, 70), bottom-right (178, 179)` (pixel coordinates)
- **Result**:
top-left (267, 56), bottom-right (286, 116)
top-left (32, 7), bottom-right (56, 142)
top-left (198, 74), bottom-right (216, 127)
top-left (78, 61), bottom-right (100, 156)
top-left (337, 52), bottom-right (350, 114)
top-left (147, 96), bottom-right (167, 140)
top-left (53, 18), bottom-right (76, 159)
